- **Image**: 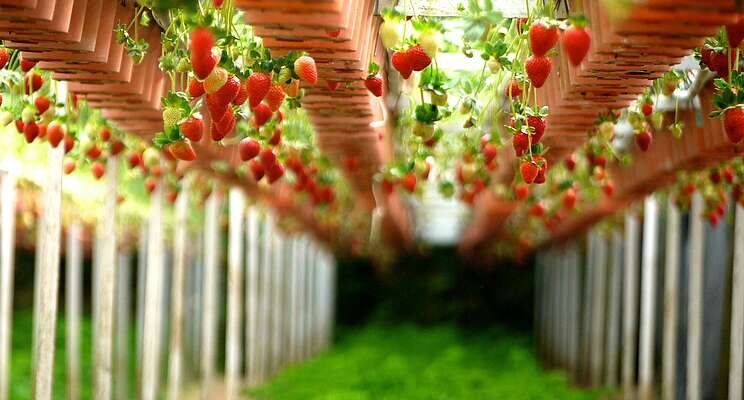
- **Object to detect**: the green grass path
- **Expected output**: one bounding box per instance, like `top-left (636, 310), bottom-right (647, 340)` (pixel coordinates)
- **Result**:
top-left (250, 325), bottom-right (605, 400)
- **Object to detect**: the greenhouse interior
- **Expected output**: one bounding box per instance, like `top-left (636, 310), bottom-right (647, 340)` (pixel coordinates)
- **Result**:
top-left (0, 0), bottom-right (743, 399)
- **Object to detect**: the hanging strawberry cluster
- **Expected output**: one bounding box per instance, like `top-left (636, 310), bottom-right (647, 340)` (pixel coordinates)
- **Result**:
top-left (672, 159), bottom-right (744, 227)
top-left (704, 20), bottom-right (744, 145)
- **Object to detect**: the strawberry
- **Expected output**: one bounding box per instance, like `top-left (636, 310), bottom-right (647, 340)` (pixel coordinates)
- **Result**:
top-left (482, 143), bottom-right (497, 164)
top-left (0, 48), bottom-right (8, 69)
top-left (239, 138), bottom-right (261, 161)
top-left (602, 180), bottom-right (615, 197)
top-left (213, 0), bottom-right (224, 7)
top-left (265, 84), bottom-right (285, 112)
top-left (283, 80), bottom-right (300, 97)
top-left (406, 45), bottom-right (431, 71)
top-left (710, 169), bottom-right (722, 184)
top-left (381, 179), bottom-right (395, 194)
top-left (505, 80), bottom-right (522, 98)
top-left (247, 72), bottom-right (272, 108)
top-left (167, 141), bottom-right (197, 161)
top-left (723, 107), bottom-right (744, 144)
top-left (641, 102), bottom-right (653, 116)
top-left (252, 103), bottom-right (272, 127)
top-left (190, 27), bottom-right (215, 58)
top-left (249, 160), bottom-right (265, 181)
top-left (564, 154), bottom-right (576, 171)
top-left (530, 202), bottom-right (546, 217)
top-left (206, 93), bottom-right (229, 120)
top-left (128, 152), bottom-right (143, 169)
top-left (364, 75), bottom-right (383, 97)
top-left (326, 80), bottom-right (340, 91)
top-left (525, 55), bottom-right (551, 88)
top-left (294, 55), bottom-right (318, 85)
top-left (192, 52), bottom-right (218, 80)
top-left (268, 128), bottom-right (282, 146)
top-left (180, 116), bottom-right (204, 142)
top-left (145, 178), bottom-right (157, 194)
top-left (14, 120), bottom-right (24, 133)
top-left (189, 78), bottom-right (205, 97)
top-left (724, 167), bottom-right (735, 183)
top-left (213, 108), bottom-right (236, 139)
top-left (529, 21), bottom-right (559, 57)
top-left (110, 140), bottom-right (126, 156)
top-left (286, 157), bottom-right (304, 173)
top-left (99, 127), bottom-right (111, 141)
top-left (24, 72), bottom-right (43, 94)
top-left (520, 161), bottom-right (539, 184)
top-left (420, 29), bottom-right (441, 58)
top-left (562, 187), bottom-right (577, 209)
top-left (162, 107), bottom-right (182, 128)
top-left (266, 163), bottom-right (285, 184)
top-left (514, 183), bottom-right (530, 200)
top-left (86, 144), bottom-right (102, 160)
top-left (64, 135), bottom-right (74, 154)
top-left (709, 210), bottom-right (721, 227)
top-left (260, 148), bottom-right (277, 167)
top-left (35, 96), bottom-right (51, 115)
top-left (46, 121), bottom-right (65, 147)
top-left (20, 59), bottom-right (37, 72)
top-left (63, 160), bottom-right (76, 175)
top-left (91, 162), bottom-right (105, 180)
top-left (379, 19), bottom-right (403, 49)
top-left (37, 123), bottom-right (47, 139)
top-left (401, 173), bottom-right (417, 193)
top-left (562, 26), bottom-right (591, 66)
top-left (710, 51), bottom-right (735, 78)
top-left (513, 132), bottom-right (530, 156)
top-left (534, 156), bottom-right (548, 184)
top-left (526, 116), bottom-right (546, 142)
top-left (213, 74), bottom-right (240, 105)
top-left (204, 67), bottom-right (228, 94)
top-left (233, 79), bottom-right (249, 106)
top-left (23, 121), bottom-right (38, 143)
top-left (727, 15), bottom-right (744, 48)
top-left (391, 51), bottom-right (413, 79)
top-left (326, 29), bottom-right (342, 38)
top-left (635, 130), bottom-right (652, 151)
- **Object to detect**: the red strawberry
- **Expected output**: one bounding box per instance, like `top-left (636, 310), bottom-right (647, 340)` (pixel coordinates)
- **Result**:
top-left (190, 27), bottom-right (215, 58)
top-left (513, 132), bottom-right (530, 156)
top-left (505, 80), bottom-right (522, 98)
top-left (189, 78), bottom-right (205, 97)
top-left (406, 45), bottom-right (431, 71)
top-left (24, 72), bottom-right (43, 94)
top-left (239, 138), bottom-right (261, 161)
top-left (86, 145), bottom-right (102, 160)
top-left (520, 161), bottom-right (539, 184)
top-left (562, 187), bottom-right (577, 209)
top-left (724, 167), bottom-right (735, 183)
top-left (35, 96), bottom-right (51, 115)
top-left (514, 183), bottom-right (530, 200)
top-left (247, 72), bottom-right (271, 108)
top-left (401, 173), bottom-right (417, 193)
top-left (294, 55), bottom-right (318, 85)
top-left (192, 52), bottom-right (218, 80)
top-left (727, 15), bottom-right (744, 48)
top-left (710, 169), bottom-right (721, 184)
top-left (110, 140), bottom-right (126, 156)
top-left (482, 143), bottom-right (497, 164)
top-left (710, 51), bottom-right (735, 77)
top-left (64, 135), bottom-right (74, 154)
top-left (214, 74), bottom-right (241, 106)
top-left (249, 160), bottom-right (265, 181)
top-left (602, 180), bottom-right (615, 197)
top-left (14, 120), bottom-right (24, 133)
top-left (529, 21), bottom-right (559, 57)
top-left (213, 0), bottom-right (224, 7)
top-left (145, 178), bottom-right (157, 194)
top-left (268, 128), bottom-right (282, 146)
top-left (286, 157), bottom-right (303, 173)
top-left (167, 141), bottom-right (197, 161)
top-left (724, 107), bottom-right (744, 144)
top-left (128, 152), bottom-right (143, 169)
top-left (37, 123), bottom-right (47, 139)
top-left (47, 122), bottom-right (65, 147)
top-left (266, 163), bottom-right (285, 184)
top-left (564, 154), bottom-right (576, 171)
top-left (252, 103), bottom-right (272, 127)
top-left (260, 148), bottom-right (277, 167)
top-left (562, 26), bottom-right (591, 66)
top-left (525, 55), bottom-right (551, 88)
top-left (63, 160), bottom-right (76, 175)
top-left (526, 116), bottom-right (546, 142)
top-left (709, 210), bottom-right (721, 227)
top-left (23, 121), bottom-right (39, 143)
top-left (206, 93), bottom-right (229, 120)
top-left (345, 156), bottom-right (359, 171)
top-left (265, 84), bottom-right (285, 112)
top-left (635, 130), bottom-right (652, 151)
top-left (364, 75), bottom-right (383, 97)
top-left (382, 179), bottom-right (395, 194)
top-left (0, 48), bottom-right (8, 69)
top-left (391, 51), bottom-right (413, 79)
top-left (641, 102), bottom-right (653, 116)
top-left (214, 108), bottom-right (236, 138)
top-left (180, 116), bottom-right (204, 142)
top-left (530, 202), bottom-right (546, 217)
top-left (20, 58), bottom-right (36, 72)
top-left (534, 156), bottom-right (548, 184)
top-left (233, 79), bottom-right (249, 106)
top-left (99, 127), bottom-right (111, 142)
top-left (326, 80), bottom-right (340, 91)
top-left (91, 162), bottom-right (105, 180)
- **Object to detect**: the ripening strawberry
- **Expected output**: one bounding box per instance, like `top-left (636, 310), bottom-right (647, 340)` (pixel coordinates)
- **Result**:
top-left (213, 74), bottom-right (241, 106)
top-left (35, 96), bottom-right (51, 115)
top-left (23, 121), bottom-right (39, 143)
top-left (401, 173), bottom-right (417, 193)
top-left (239, 138), bottom-right (260, 161)
top-left (180, 116), bottom-right (204, 142)
top-left (0, 48), bottom-right (8, 69)
top-left (233, 79), bottom-right (249, 106)
top-left (514, 183), bottom-right (530, 200)
top-left (482, 143), bottom-right (497, 164)
top-left (14, 120), bottom-right (24, 133)
top-left (529, 21), bottom-right (559, 57)
top-left (20, 58), bottom-right (37, 72)
top-left (526, 55), bottom-right (551, 88)
top-left (247, 72), bottom-right (271, 108)
top-left (562, 187), bottom-right (577, 209)
top-left (723, 107), bottom-right (744, 144)
top-left (252, 103), bottom-right (272, 127)
top-left (192, 51), bottom-right (218, 81)
top-left (128, 152), bottom-right (143, 169)
top-left (259, 148), bottom-right (277, 168)
top-left (283, 79), bottom-right (300, 97)
top-left (167, 141), bottom-right (197, 161)
top-left (505, 80), bottom-right (522, 98)
top-left (635, 130), bottom-right (652, 151)
top-left (214, 108), bottom-right (236, 138)
top-left (91, 162), bottom-right (105, 180)
top-left (46, 121), bottom-right (65, 147)
top-left (37, 123), bottom-right (47, 139)
top-left (145, 178), bottom-right (157, 194)
top-left (64, 135), bottom-right (74, 154)
top-left (269, 128), bottom-right (282, 146)
top-left (265, 84), bottom-right (285, 112)
top-left (406, 45), bottom-right (431, 71)
top-left (110, 140), bottom-right (126, 156)
top-left (204, 67), bottom-right (229, 94)
top-left (63, 160), bottom-right (76, 175)
top-left (99, 127), bottom-right (111, 142)
top-left (266, 163), bottom-right (285, 184)
top-left (294, 55), bottom-right (318, 85)
top-left (562, 25), bottom-right (591, 66)
top-left (365, 75), bottom-right (383, 97)
top-left (206, 93), bottom-right (229, 120)
top-left (189, 78), bottom-right (205, 97)
top-left (520, 161), bottom-right (539, 184)
top-left (249, 160), bottom-right (265, 181)
top-left (190, 27), bottom-right (215, 58)
top-left (533, 156), bottom-right (548, 184)
top-left (513, 132), bottom-right (530, 156)
top-left (24, 72), bottom-right (43, 94)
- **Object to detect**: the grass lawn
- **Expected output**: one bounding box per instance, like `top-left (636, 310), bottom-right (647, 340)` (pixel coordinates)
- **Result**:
top-left (250, 325), bottom-right (605, 400)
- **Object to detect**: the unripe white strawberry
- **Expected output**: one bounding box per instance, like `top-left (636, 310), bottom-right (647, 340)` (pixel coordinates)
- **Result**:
top-left (461, 162), bottom-right (476, 183)
top-left (487, 58), bottom-right (501, 74)
top-left (143, 147), bottom-right (161, 168)
top-left (379, 19), bottom-right (403, 49)
top-left (162, 107), bottom-right (182, 128)
top-left (21, 106), bottom-right (35, 123)
top-left (0, 111), bottom-right (13, 127)
top-left (598, 121), bottom-right (614, 141)
top-left (204, 66), bottom-right (228, 94)
top-left (420, 30), bottom-right (441, 58)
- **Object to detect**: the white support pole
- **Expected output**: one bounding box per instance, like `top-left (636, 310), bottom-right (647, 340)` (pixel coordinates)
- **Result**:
top-left (136, 222), bottom-right (148, 367)
top-left (140, 176), bottom-right (165, 400)
top-left (226, 188), bottom-right (245, 400)
top-left (258, 213), bottom-right (273, 381)
top-left (639, 196), bottom-right (659, 400)
top-left (662, 198), bottom-right (680, 400)
top-left (730, 202), bottom-right (744, 400)
top-left (245, 207), bottom-right (259, 386)
top-left (561, 250), bottom-right (570, 369)
top-left (687, 192), bottom-right (705, 400)
top-left (296, 237), bottom-right (308, 363)
top-left (31, 143), bottom-right (64, 400)
top-left (590, 231), bottom-right (607, 387)
top-left (66, 221), bottom-right (83, 400)
top-left (201, 192), bottom-right (221, 400)
top-left (606, 231), bottom-right (623, 388)
top-left (581, 234), bottom-right (595, 381)
top-left (569, 243), bottom-right (581, 380)
top-left (549, 249), bottom-right (558, 366)
top-left (167, 182), bottom-right (190, 400)
top-left (288, 238), bottom-right (299, 364)
top-left (0, 173), bottom-right (16, 400)
top-left (94, 156), bottom-right (118, 400)
top-left (305, 243), bottom-right (315, 358)
top-left (114, 251), bottom-right (131, 400)
top-left (534, 252), bottom-right (543, 362)
top-left (271, 231), bottom-right (285, 373)
top-left (622, 210), bottom-right (640, 397)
